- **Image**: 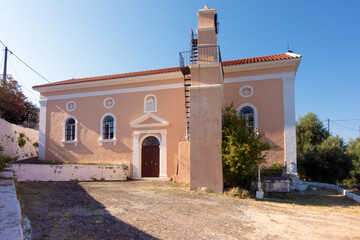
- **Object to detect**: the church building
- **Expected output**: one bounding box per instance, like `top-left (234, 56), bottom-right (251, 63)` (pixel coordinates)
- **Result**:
top-left (33, 5), bottom-right (301, 192)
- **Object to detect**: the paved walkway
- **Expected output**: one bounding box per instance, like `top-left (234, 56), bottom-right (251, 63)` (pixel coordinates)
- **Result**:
top-left (0, 171), bottom-right (23, 240)
top-left (16, 180), bottom-right (360, 240)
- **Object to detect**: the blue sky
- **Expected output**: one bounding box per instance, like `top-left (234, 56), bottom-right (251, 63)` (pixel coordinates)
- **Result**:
top-left (1, 0), bottom-right (360, 141)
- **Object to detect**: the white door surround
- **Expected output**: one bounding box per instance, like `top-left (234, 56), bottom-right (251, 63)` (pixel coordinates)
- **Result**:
top-left (132, 129), bottom-right (167, 178)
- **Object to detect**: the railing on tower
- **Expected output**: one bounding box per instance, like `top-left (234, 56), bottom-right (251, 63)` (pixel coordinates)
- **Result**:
top-left (178, 31), bottom-right (225, 141)
top-left (179, 45), bottom-right (223, 67)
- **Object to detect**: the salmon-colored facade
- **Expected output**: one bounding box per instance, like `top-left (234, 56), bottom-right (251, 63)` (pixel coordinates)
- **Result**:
top-left (33, 5), bottom-right (301, 192)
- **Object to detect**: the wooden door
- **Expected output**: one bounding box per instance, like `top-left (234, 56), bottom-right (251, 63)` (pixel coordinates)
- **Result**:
top-left (141, 146), bottom-right (160, 177)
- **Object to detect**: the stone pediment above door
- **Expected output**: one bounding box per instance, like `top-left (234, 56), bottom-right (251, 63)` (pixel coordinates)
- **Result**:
top-left (130, 113), bottom-right (169, 128)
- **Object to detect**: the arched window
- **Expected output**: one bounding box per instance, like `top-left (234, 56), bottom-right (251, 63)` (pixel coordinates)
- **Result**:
top-left (142, 136), bottom-right (160, 146)
top-left (144, 94), bottom-right (157, 113)
top-left (62, 116), bottom-right (78, 146)
top-left (103, 115), bottom-right (114, 139)
top-left (240, 106), bottom-right (255, 128)
top-left (99, 113), bottom-right (117, 145)
top-left (65, 118), bottom-right (76, 141)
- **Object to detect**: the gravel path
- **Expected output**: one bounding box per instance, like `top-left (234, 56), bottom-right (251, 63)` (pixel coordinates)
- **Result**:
top-left (16, 181), bottom-right (360, 240)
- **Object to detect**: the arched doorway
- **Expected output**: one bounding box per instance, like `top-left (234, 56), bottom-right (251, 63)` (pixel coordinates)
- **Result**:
top-left (141, 136), bottom-right (160, 177)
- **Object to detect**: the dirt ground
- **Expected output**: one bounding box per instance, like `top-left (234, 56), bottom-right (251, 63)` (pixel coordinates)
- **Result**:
top-left (16, 180), bottom-right (360, 240)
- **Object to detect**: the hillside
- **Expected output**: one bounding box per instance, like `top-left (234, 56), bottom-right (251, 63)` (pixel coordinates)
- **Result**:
top-left (0, 118), bottom-right (39, 159)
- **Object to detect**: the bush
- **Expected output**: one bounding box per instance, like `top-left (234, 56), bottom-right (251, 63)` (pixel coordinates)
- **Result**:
top-left (224, 187), bottom-right (250, 199)
top-left (298, 136), bottom-right (352, 183)
top-left (261, 163), bottom-right (285, 177)
top-left (18, 132), bottom-right (26, 147)
top-left (221, 103), bottom-right (270, 189)
top-left (33, 142), bottom-right (39, 148)
top-left (344, 138), bottom-right (360, 185)
top-left (297, 113), bottom-right (352, 184)
top-left (0, 76), bottom-right (26, 124)
top-left (0, 155), bottom-right (17, 171)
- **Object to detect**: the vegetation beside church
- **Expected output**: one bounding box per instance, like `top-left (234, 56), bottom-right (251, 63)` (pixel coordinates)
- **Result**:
top-left (221, 103), bottom-right (270, 189)
top-left (297, 112), bottom-right (359, 185)
top-left (0, 76), bottom-right (39, 126)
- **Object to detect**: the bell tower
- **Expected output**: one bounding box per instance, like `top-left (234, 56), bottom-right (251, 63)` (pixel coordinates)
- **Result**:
top-left (179, 5), bottom-right (224, 192)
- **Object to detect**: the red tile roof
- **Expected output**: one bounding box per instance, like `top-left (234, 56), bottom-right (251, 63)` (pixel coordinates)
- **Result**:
top-left (33, 53), bottom-right (300, 89)
top-left (222, 53), bottom-right (300, 66)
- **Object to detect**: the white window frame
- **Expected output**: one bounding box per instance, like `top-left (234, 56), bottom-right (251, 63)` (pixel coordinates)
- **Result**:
top-left (237, 103), bottom-right (258, 130)
top-left (62, 116), bottom-right (78, 147)
top-left (99, 113), bottom-right (117, 146)
top-left (144, 94), bottom-right (157, 113)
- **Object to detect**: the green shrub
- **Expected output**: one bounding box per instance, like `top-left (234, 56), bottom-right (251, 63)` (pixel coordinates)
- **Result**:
top-left (0, 155), bottom-right (17, 171)
top-left (344, 137), bottom-right (360, 185)
top-left (221, 103), bottom-right (271, 189)
top-left (33, 142), bottom-right (39, 148)
top-left (18, 133), bottom-right (26, 148)
top-left (297, 113), bottom-right (352, 184)
top-left (261, 163), bottom-right (285, 177)
top-left (224, 187), bottom-right (250, 199)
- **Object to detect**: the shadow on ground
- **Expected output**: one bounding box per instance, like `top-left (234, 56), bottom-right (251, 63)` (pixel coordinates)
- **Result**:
top-left (263, 187), bottom-right (359, 207)
top-left (16, 182), bottom-right (157, 240)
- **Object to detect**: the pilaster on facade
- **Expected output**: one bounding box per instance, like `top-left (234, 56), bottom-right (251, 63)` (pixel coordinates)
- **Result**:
top-left (38, 99), bottom-right (47, 160)
top-left (282, 74), bottom-right (297, 175)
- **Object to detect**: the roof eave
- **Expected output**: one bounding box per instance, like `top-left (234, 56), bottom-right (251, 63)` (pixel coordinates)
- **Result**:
top-left (33, 70), bottom-right (183, 93)
top-left (223, 57), bottom-right (302, 74)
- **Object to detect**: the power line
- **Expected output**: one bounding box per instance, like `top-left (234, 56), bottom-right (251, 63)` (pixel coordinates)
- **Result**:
top-left (0, 49), bottom-right (4, 73)
top-left (0, 39), bottom-right (5, 48)
top-left (8, 57), bottom-right (40, 101)
top-left (0, 39), bottom-right (51, 83)
top-left (9, 51), bottom-right (50, 83)
top-left (331, 119), bottom-right (360, 122)
top-left (330, 120), bottom-right (359, 132)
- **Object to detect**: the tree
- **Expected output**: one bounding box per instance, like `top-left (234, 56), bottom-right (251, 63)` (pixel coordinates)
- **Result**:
top-left (0, 76), bottom-right (26, 124)
top-left (296, 112), bottom-right (329, 156)
top-left (297, 112), bottom-right (351, 183)
top-left (345, 138), bottom-right (360, 185)
top-left (21, 101), bottom-right (40, 126)
top-left (221, 103), bottom-right (270, 189)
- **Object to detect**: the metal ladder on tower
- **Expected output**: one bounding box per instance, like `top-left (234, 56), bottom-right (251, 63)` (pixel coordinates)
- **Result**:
top-left (184, 30), bottom-right (197, 141)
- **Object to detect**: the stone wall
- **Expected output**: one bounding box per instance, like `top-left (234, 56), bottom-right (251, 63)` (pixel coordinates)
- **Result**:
top-left (10, 163), bottom-right (129, 181)
top-left (0, 171), bottom-right (23, 240)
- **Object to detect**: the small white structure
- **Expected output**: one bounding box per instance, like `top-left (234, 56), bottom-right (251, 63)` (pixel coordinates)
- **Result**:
top-left (256, 166), bottom-right (264, 199)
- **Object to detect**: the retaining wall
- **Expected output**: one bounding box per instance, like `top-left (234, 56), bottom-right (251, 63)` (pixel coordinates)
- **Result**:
top-left (10, 163), bottom-right (129, 181)
top-left (0, 171), bottom-right (23, 240)
top-left (306, 182), bottom-right (360, 204)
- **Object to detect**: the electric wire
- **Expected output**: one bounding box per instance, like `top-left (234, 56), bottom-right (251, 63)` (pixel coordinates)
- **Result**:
top-left (0, 39), bottom-right (51, 83)
top-left (9, 51), bottom-right (50, 83)
top-left (331, 119), bottom-right (360, 122)
top-left (8, 57), bottom-right (40, 101)
top-left (330, 120), bottom-right (359, 132)
top-left (0, 39), bottom-right (5, 48)
top-left (0, 49), bottom-right (4, 74)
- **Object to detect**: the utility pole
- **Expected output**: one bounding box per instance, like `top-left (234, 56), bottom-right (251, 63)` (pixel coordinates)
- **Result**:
top-left (2, 47), bottom-right (8, 82)
top-left (327, 119), bottom-right (330, 133)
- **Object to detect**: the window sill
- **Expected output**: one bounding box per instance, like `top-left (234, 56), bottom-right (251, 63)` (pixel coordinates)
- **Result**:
top-left (99, 138), bottom-right (116, 146)
top-left (61, 140), bottom-right (77, 147)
